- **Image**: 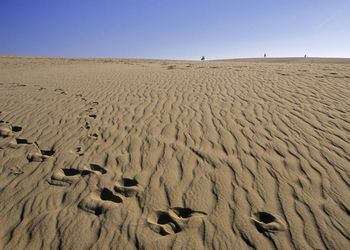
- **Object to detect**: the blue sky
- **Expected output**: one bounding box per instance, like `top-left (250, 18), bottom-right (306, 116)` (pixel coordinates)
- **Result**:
top-left (0, 0), bottom-right (349, 60)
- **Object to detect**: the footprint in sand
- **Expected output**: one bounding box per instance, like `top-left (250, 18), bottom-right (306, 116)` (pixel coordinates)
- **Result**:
top-left (54, 88), bottom-right (67, 95)
top-left (49, 164), bottom-right (107, 186)
top-left (77, 176), bottom-right (143, 216)
top-left (147, 207), bottom-right (207, 236)
top-left (0, 128), bottom-right (12, 137)
top-left (89, 101), bottom-right (99, 106)
top-left (9, 83), bottom-right (27, 87)
top-left (88, 133), bottom-right (98, 139)
top-left (89, 164), bottom-right (107, 175)
top-left (148, 211), bottom-right (181, 235)
top-left (251, 211), bottom-right (287, 233)
top-left (70, 146), bottom-right (84, 156)
top-left (169, 207), bottom-right (207, 219)
top-left (114, 178), bottom-right (144, 198)
top-left (11, 125), bottom-right (22, 132)
top-left (13, 138), bottom-right (31, 145)
top-left (83, 122), bottom-right (90, 129)
top-left (27, 152), bottom-right (52, 162)
top-left (0, 125), bottom-right (23, 137)
top-left (78, 188), bottom-right (123, 216)
top-left (27, 143), bottom-right (55, 162)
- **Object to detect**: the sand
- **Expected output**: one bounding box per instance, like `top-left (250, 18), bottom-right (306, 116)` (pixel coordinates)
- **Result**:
top-left (0, 55), bottom-right (349, 249)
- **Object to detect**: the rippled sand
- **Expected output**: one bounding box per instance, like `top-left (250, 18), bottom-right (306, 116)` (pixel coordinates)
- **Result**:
top-left (1, 56), bottom-right (350, 249)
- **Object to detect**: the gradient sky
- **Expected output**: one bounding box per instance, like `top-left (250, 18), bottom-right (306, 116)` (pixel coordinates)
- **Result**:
top-left (1, 0), bottom-right (349, 60)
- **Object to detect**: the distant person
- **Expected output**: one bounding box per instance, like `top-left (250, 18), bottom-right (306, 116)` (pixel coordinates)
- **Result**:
top-left (201, 56), bottom-right (205, 61)
top-left (304, 54), bottom-right (307, 58)
top-left (264, 53), bottom-right (266, 58)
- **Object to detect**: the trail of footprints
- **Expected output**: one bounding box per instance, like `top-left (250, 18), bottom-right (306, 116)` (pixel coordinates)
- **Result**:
top-left (148, 208), bottom-right (208, 236)
top-left (1, 92), bottom-right (289, 239)
top-left (0, 110), bottom-right (287, 237)
top-left (0, 122), bottom-right (55, 163)
top-left (78, 104), bottom-right (99, 139)
top-left (49, 161), bottom-right (213, 236)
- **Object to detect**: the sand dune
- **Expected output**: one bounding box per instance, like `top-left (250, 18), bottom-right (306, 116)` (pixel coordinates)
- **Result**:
top-left (0, 56), bottom-right (350, 249)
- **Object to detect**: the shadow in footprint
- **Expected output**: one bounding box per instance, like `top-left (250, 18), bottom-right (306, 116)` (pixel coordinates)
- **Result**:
top-left (170, 207), bottom-right (207, 219)
top-left (15, 138), bottom-right (31, 144)
top-left (40, 149), bottom-right (55, 156)
top-left (89, 133), bottom-right (98, 139)
top-left (114, 178), bottom-right (143, 197)
top-left (122, 178), bottom-right (138, 187)
top-left (11, 126), bottom-right (22, 132)
top-left (148, 211), bottom-right (181, 236)
top-left (78, 189), bottom-right (122, 216)
top-left (49, 168), bottom-right (93, 186)
top-left (62, 168), bottom-right (92, 176)
top-left (72, 146), bottom-right (84, 156)
top-left (157, 212), bottom-right (181, 235)
top-left (62, 168), bottom-right (80, 176)
top-left (251, 212), bottom-right (286, 233)
top-left (89, 164), bottom-right (107, 175)
top-left (100, 188), bottom-right (123, 203)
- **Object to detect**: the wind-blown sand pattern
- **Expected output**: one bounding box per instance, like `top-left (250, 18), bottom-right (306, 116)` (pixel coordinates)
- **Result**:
top-left (0, 55), bottom-right (350, 249)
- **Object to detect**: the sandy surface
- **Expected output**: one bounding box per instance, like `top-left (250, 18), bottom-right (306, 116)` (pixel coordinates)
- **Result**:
top-left (0, 56), bottom-right (350, 249)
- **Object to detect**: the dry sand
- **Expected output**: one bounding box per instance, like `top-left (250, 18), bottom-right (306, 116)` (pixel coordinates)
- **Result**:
top-left (0, 55), bottom-right (350, 249)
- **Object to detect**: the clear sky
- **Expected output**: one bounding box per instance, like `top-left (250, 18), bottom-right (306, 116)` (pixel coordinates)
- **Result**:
top-left (1, 0), bottom-right (349, 60)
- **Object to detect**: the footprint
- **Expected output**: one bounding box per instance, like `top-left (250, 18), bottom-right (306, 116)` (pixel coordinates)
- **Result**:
top-left (169, 207), bottom-right (207, 219)
top-left (49, 165), bottom-right (106, 186)
top-left (28, 145), bottom-right (55, 161)
top-left (114, 178), bottom-right (143, 197)
top-left (14, 138), bottom-right (31, 144)
top-left (9, 167), bottom-right (24, 176)
top-left (71, 146), bottom-right (84, 156)
top-left (78, 188), bottom-right (122, 215)
top-left (33, 142), bottom-right (55, 156)
top-left (148, 207), bottom-right (207, 236)
top-left (89, 101), bottom-right (99, 106)
top-left (251, 211), bottom-right (287, 233)
top-left (27, 153), bottom-right (49, 162)
top-left (54, 88), bottom-right (67, 95)
top-left (84, 122), bottom-right (90, 129)
top-left (148, 211), bottom-right (182, 236)
top-left (100, 188), bottom-right (123, 203)
top-left (11, 125), bottom-right (22, 132)
top-left (89, 164), bottom-right (107, 175)
top-left (0, 128), bottom-right (12, 137)
top-left (40, 148), bottom-right (55, 157)
top-left (88, 133), bottom-right (98, 139)
top-left (62, 168), bottom-right (92, 176)
top-left (49, 168), bottom-right (93, 186)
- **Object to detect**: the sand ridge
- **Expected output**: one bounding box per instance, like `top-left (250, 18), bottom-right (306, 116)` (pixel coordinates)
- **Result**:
top-left (0, 56), bottom-right (350, 249)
